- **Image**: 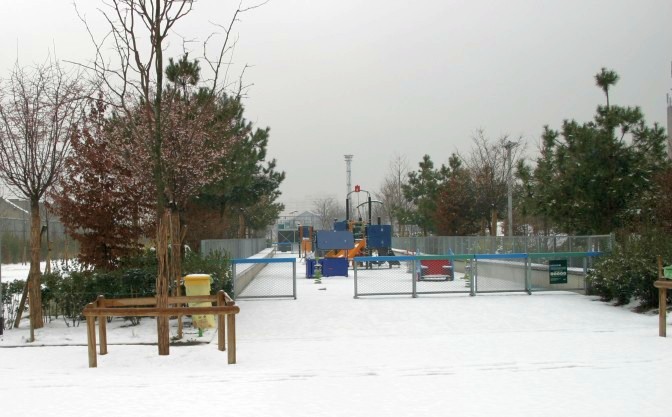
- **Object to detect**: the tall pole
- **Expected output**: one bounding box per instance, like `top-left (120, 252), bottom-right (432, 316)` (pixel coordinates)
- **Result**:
top-left (344, 155), bottom-right (353, 219)
top-left (504, 141), bottom-right (515, 237)
top-left (0, 231), bottom-right (3, 335)
top-left (667, 61), bottom-right (672, 160)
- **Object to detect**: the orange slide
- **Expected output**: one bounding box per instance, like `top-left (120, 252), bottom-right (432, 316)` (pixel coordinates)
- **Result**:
top-left (325, 239), bottom-right (366, 260)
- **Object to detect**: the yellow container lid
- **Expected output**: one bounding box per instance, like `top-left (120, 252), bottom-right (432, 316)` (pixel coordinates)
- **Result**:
top-left (183, 274), bottom-right (212, 284)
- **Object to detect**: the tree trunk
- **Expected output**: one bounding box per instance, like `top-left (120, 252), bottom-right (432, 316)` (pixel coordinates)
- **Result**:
top-left (169, 210), bottom-right (183, 339)
top-left (29, 199), bottom-right (44, 330)
top-left (490, 207), bottom-right (498, 237)
top-left (156, 210), bottom-right (171, 355)
top-left (238, 212), bottom-right (245, 238)
top-left (13, 279), bottom-right (29, 328)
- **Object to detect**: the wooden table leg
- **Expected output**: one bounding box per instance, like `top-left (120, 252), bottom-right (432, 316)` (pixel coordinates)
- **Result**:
top-left (660, 288), bottom-right (667, 338)
top-left (99, 315), bottom-right (108, 355)
top-left (218, 313), bottom-right (226, 351)
top-left (87, 317), bottom-right (97, 368)
top-left (227, 314), bottom-right (236, 364)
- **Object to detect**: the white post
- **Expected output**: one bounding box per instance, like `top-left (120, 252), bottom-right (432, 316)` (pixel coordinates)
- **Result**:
top-left (504, 141), bottom-right (516, 237)
top-left (0, 232), bottom-right (3, 335)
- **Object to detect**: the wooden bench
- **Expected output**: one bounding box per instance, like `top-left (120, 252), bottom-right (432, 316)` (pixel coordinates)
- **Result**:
top-left (82, 291), bottom-right (239, 368)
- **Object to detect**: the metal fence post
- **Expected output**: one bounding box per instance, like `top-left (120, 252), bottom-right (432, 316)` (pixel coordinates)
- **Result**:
top-left (583, 256), bottom-right (588, 293)
top-left (412, 257), bottom-right (417, 298)
top-left (470, 258), bottom-right (476, 296)
top-left (292, 260), bottom-right (297, 300)
top-left (525, 255), bottom-right (531, 295)
top-left (232, 261), bottom-right (237, 300)
top-left (353, 262), bottom-right (359, 299)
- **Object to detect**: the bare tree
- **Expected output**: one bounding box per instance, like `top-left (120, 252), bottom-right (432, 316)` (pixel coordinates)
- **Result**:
top-left (76, 0), bottom-right (265, 354)
top-left (0, 61), bottom-right (84, 338)
top-left (312, 197), bottom-right (342, 230)
top-left (459, 130), bottom-right (524, 235)
top-left (375, 154), bottom-right (413, 236)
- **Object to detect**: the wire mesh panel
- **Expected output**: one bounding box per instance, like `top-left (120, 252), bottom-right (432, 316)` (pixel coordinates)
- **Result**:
top-left (415, 255), bottom-right (473, 295)
top-left (392, 235), bottom-right (613, 256)
top-left (353, 256), bottom-right (415, 297)
top-left (527, 252), bottom-right (601, 292)
top-left (232, 258), bottom-right (296, 300)
top-left (354, 252), bottom-right (602, 298)
top-left (202, 238), bottom-right (268, 259)
top-left (473, 253), bottom-right (528, 293)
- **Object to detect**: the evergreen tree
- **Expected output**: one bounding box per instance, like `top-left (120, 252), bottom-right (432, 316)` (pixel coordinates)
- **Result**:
top-left (401, 155), bottom-right (448, 235)
top-left (435, 154), bottom-right (480, 235)
top-left (522, 68), bottom-right (668, 234)
top-left (165, 53), bottom-right (200, 97)
top-left (186, 97), bottom-right (285, 242)
top-left (595, 67), bottom-right (619, 110)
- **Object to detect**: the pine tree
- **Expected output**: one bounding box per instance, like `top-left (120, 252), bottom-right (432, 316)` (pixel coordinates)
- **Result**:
top-left (522, 68), bottom-right (668, 234)
top-left (400, 155), bottom-right (446, 236)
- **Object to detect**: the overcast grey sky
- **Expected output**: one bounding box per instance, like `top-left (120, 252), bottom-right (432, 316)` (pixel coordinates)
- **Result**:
top-left (2, 0), bottom-right (671, 214)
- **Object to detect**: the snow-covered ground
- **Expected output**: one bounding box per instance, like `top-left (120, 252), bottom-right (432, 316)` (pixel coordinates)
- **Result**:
top-left (1, 256), bottom-right (670, 417)
top-left (0, 261), bottom-right (43, 283)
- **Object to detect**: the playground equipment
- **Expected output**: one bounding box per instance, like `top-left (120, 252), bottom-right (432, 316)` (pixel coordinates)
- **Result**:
top-left (314, 230), bottom-right (353, 277)
top-left (298, 225), bottom-right (314, 256)
top-left (299, 185), bottom-right (399, 278)
top-left (315, 186), bottom-right (399, 270)
top-left (324, 238), bottom-right (366, 259)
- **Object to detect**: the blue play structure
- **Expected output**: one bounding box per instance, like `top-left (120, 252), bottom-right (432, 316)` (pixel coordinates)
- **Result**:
top-left (311, 230), bottom-right (353, 277)
top-left (305, 186), bottom-right (398, 278)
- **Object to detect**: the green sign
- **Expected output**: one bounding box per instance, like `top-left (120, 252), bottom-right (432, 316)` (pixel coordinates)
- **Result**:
top-left (549, 259), bottom-right (568, 284)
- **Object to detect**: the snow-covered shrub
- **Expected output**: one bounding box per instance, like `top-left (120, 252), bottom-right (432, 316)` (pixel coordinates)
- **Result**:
top-left (182, 250), bottom-right (232, 295)
top-left (1, 280), bottom-right (26, 330)
top-left (587, 231), bottom-right (672, 309)
top-left (22, 249), bottom-right (232, 326)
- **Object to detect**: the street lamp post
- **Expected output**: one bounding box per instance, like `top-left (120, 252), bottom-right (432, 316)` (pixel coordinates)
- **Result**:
top-left (297, 222), bottom-right (302, 258)
top-left (504, 141), bottom-right (516, 237)
top-left (289, 211), bottom-right (298, 253)
top-left (0, 232), bottom-right (3, 335)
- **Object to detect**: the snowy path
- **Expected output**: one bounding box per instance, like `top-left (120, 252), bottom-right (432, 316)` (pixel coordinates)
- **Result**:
top-left (0, 256), bottom-right (670, 417)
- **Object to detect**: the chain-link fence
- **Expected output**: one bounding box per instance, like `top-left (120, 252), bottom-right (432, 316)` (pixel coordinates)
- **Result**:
top-left (413, 254), bottom-right (474, 296)
top-left (472, 253), bottom-right (529, 293)
top-left (526, 252), bottom-right (598, 292)
top-left (353, 256), bottom-right (415, 297)
top-left (232, 258), bottom-right (296, 300)
top-left (392, 234), bottom-right (613, 256)
top-left (202, 238), bottom-right (268, 259)
top-left (354, 252), bottom-right (602, 298)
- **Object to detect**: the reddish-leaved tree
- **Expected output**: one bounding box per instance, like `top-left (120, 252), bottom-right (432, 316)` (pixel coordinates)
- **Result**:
top-left (50, 98), bottom-right (154, 269)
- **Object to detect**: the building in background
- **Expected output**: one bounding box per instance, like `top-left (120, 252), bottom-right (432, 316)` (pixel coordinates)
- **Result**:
top-left (0, 198), bottom-right (69, 263)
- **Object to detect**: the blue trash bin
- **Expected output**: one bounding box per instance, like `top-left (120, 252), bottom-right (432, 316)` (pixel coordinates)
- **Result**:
top-left (306, 259), bottom-right (316, 278)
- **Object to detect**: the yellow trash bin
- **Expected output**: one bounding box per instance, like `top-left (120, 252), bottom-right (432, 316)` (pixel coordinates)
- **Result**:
top-left (183, 274), bottom-right (216, 329)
